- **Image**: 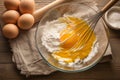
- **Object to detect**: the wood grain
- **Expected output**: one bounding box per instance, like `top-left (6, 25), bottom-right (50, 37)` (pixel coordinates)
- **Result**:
top-left (0, 0), bottom-right (120, 80)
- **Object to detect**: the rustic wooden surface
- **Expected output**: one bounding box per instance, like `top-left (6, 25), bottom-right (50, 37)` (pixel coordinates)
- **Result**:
top-left (0, 0), bottom-right (120, 80)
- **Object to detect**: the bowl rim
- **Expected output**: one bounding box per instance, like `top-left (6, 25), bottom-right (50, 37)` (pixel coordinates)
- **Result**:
top-left (35, 2), bottom-right (109, 73)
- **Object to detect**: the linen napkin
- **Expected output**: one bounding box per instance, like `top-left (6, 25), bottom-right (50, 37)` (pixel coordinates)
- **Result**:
top-left (9, 0), bottom-right (112, 76)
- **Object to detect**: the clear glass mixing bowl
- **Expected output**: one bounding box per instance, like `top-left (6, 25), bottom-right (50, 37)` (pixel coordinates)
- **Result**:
top-left (35, 2), bottom-right (109, 72)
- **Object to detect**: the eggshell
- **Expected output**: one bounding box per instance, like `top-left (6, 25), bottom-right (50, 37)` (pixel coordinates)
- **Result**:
top-left (17, 14), bottom-right (34, 30)
top-left (2, 10), bottom-right (20, 24)
top-left (19, 0), bottom-right (35, 14)
top-left (2, 24), bottom-right (19, 39)
top-left (4, 0), bottom-right (20, 10)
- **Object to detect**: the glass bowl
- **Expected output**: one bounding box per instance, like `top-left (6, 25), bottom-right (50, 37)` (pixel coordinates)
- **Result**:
top-left (35, 2), bottom-right (109, 72)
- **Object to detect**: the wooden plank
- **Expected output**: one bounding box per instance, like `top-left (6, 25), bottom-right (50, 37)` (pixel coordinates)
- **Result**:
top-left (0, 30), bottom-right (12, 63)
top-left (0, 64), bottom-right (26, 80)
top-left (27, 63), bottom-right (114, 80)
top-left (0, 52), bottom-right (12, 63)
top-left (35, 0), bottom-right (54, 3)
top-left (0, 63), bottom-right (116, 80)
top-left (110, 39), bottom-right (120, 64)
top-left (109, 29), bottom-right (120, 79)
top-left (109, 29), bottom-right (120, 39)
top-left (0, 29), bottom-right (12, 63)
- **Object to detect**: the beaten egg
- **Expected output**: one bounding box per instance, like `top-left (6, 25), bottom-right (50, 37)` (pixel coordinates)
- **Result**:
top-left (52, 17), bottom-right (96, 63)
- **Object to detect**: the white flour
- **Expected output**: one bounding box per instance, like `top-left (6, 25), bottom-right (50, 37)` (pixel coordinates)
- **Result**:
top-left (41, 17), bottom-right (99, 67)
top-left (41, 20), bottom-right (66, 52)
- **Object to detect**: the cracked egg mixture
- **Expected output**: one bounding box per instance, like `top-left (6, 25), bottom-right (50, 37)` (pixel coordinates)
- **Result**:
top-left (41, 16), bottom-right (98, 67)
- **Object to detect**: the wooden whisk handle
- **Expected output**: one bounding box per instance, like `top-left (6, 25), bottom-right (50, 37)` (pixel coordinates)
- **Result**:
top-left (101, 0), bottom-right (119, 13)
top-left (33, 0), bottom-right (71, 23)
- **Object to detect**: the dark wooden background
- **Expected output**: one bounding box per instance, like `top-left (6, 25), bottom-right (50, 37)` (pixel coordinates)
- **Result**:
top-left (0, 0), bottom-right (120, 80)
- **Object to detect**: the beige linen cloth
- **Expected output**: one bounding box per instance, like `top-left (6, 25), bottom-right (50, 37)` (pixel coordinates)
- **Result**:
top-left (9, 0), bottom-right (112, 76)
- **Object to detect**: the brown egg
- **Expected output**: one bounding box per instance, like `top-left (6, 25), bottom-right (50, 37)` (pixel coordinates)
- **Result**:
top-left (4, 0), bottom-right (20, 10)
top-left (2, 24), bottom-right (19, 39)
top-left (17, 14), bottom-right (34, 30)
top-left (2, 10), bottom-right (20, 24)
top-left (19, 0), bottom-right (35, 14)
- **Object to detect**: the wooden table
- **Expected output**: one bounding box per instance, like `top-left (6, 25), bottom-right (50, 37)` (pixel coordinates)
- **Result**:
top-left (0, 0), bottom-right (120, 80)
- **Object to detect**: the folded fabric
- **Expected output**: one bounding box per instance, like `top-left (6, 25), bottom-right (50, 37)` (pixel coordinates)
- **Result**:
top-left (9, 0), bottom-right (112, 76)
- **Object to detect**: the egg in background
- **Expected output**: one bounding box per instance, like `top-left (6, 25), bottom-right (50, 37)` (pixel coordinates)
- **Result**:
top-left (4, 0), bottom-right (20, 10)
top-left (2, 24), bottom-right (19, 39)
top-left (19, 0), bottom-right (35, 14)
top-left (17, 14), bottom-right (35, 30)
top-left (2, 10), bottom-right (20, 24)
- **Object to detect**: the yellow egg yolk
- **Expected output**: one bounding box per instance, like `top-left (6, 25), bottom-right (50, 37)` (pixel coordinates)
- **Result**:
top-left (60, 29), bottom-right (79, 49)
top-left (52, 16), bottom-right (96, 63)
